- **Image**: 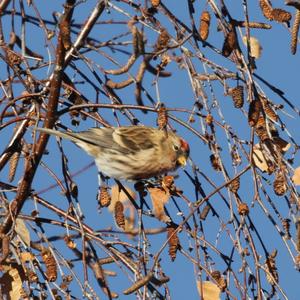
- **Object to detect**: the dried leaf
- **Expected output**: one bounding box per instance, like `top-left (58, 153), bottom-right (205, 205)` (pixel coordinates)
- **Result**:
top-left (109, 185), bottom-right (136, 231)
top-left (222, 30), bottom-right (237, 57)
top-left (242, 36), bottom-right (262, 59)
top-left (148, 187), bottom-right (171, 223)
top-left (20, 252), bottom-right (35, 263)
top-left (0, 263), bottom-right (25, 300)
top-left (196, 280), bottom-right (221, 300)
top-left (15, 218), bottom-right (31, 247)
top-left (265, 251), bottom-right (279, 285)
top-left (125, 215), bottom-right (135, 232)
top-left (292, 166), bottom-right (300, 185)
top-left (109, 184), bottom-right (136, 212)
top-left (252, 144), bottom-right (269, 172)
top-left (273, 137), bottom-right (290, 153)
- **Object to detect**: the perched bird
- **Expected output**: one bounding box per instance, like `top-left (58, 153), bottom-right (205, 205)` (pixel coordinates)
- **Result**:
top-left (36, 126), bottom-right (190, 181)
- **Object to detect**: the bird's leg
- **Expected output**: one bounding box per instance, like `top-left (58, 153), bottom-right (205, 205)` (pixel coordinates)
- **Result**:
top-left (97, 172), bottom-right (107, 188)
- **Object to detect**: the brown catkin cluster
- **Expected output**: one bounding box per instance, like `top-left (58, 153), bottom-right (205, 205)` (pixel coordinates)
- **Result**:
top-left (259, 0), bottom-right (292, 23)
top-left (162, 175), bottom-right (174, 190)
top-left (222, 30), bottom-right (237, 57)
top-left (271, 8), bottom-right (292, 23)
top-left (157, 104), bottom-right (168, 129)
top-left (291, 9), bottom-right (300, 54)
top-left (26, 268), bottom-right (38, 283)
top-left (248, 98), bottom-right (262, 127)
top-left (228, 85), bottom-right (244, 108)
top-left (205, 114), bottom-right (213, 125)
top-left (155, 29), bottom-right (170, 52)
top-left (211, 270), bottom-right (227, 292)
top-left (60, 275), bottom-right (73, 291)
top-left (41, 249), bottom-right (57, 282)
top-left (210, 154), bottom-right (222, 171)
top-left (8, 151), bottom-right (20, 182)
top-left (231, 20), bottom-right (271, 29)
top-left (151, 0), bottom-right (160, 7)
top-left (199, 11), bottom-right (211, 41)
top-left (273, 172), bottom-right (287, 196)
top-left (259, 0), bottom-right (274, 20)
top-left (282, 218), bottom-right (291, 239)
top-left (6, 48), bottom-right (22, 65)
top-left (211, 270), bottom-right (221, 281)
top-left (260, 96), bottom-right (278, 122)
top-left (98, 186), bottom-right (111, 207)
top-left (231, 147), bottom-right (242, 166)
top-left (229, 177), bottom-right (240, 194)
top-left (267, 161), bottom-right (276, 175)
top-left (167, 225), bottom-right (180, 261)
top-left (297, 220), bottom-right (300, 251)
top-left (265, 250), bottom-right (279, 285)
top-left (114, 201), bottom-right (125, 230)
top-left (132, 25), bottom-right (139, 56)
top-left (255, 115), bottom-right (269, 142)
top-left (131, 25), bottom-right (144, 56)
top-left (238, 202), bottom-right (249, 216)
top-left (200, 204), bottom-right (211, 220)
top-left (63, 235), bottom-right (76, 249)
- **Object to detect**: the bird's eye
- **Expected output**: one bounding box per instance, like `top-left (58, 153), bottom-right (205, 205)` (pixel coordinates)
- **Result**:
top-left (173, 145), bottom-right (179, 151)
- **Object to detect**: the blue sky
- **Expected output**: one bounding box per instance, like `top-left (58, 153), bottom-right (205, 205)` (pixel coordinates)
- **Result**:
top-left (1, 1), bottom-right (300, 299)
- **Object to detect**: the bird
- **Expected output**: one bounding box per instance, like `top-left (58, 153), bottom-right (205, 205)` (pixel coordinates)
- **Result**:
top-left (36, 126), bottom-right (190, 181)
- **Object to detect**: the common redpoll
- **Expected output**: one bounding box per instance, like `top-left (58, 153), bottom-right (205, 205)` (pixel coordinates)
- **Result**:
top-left (36, 126), bottom-right (190, 181)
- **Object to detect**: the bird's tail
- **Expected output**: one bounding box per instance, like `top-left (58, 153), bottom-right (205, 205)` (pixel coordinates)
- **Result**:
top-left (35, 127), bottom-right (80, 143)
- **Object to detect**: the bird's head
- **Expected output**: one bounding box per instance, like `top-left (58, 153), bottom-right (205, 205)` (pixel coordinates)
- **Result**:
top-left (172, 137), bottom-right (190, 167)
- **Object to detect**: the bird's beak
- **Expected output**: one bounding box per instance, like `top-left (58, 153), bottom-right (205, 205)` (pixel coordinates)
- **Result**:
top-left (177, 155), bottom-right (187, 167)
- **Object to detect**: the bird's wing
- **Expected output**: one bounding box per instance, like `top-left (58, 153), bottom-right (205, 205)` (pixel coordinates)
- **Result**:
top-left (36, 127), bottom-right (158, 154)
top-left (35, 127), bottom-right (121, 152)
top-left (112, 127), bottom-right (157, 152)
top-left (73, 127), bottom-right (133, 154)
